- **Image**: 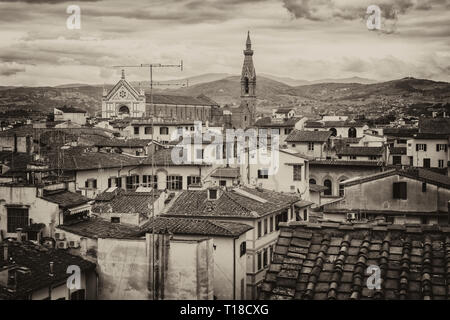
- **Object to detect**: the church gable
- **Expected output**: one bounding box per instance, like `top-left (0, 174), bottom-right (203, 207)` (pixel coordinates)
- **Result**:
top-left (105, 76), bottom-right (141, 102)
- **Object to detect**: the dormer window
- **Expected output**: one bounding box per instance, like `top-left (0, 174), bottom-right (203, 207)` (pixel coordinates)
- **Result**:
top-left (209, 189), bottom-right (217, 200)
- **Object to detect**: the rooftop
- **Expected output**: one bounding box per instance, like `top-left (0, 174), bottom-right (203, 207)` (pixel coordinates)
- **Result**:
top-left (93, 189), bottom-right (163, 217)
top-left (42, 189), bottom-right (91, 209)
top-left (255, 117), bottom-right (303, 128)
top-left (55, 106), bottom-right (87, 114)
top-left (165, 186), bottom-right (301, 219)
top-left (145, 93), bottom-right (218, 106)
top-left (310, 160), bottom-right (384, 167)
top-left (210, 167), bottom-right (240, 179)
top-left (140, 216), bottom-right (253, 237)
top-left (336, 146), bottom-right (384, 156)
top-left (0, 240), bottom-right (95, 300)
top-left (259, 220), bottom-right (450, 300)
top-left (286, 130), bottom-right (332, 143)
top-left (57, 217), bottom-right (142, 239)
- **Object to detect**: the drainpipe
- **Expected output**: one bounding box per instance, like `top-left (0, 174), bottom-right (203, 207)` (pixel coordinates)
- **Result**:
top-left (233, 237), bottom-right (237, 300)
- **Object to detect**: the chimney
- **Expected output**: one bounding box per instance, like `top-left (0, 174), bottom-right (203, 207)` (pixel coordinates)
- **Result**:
top-left (49, 262), bottom-right (54, 277)
top-left (16, 228), bottom-right (22, 243)
top-left (80, 237), bottom-right (88, 257)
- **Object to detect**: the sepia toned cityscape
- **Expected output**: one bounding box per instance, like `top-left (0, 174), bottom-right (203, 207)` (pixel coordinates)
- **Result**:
top-left (0, 0), bottom-right (449, 304)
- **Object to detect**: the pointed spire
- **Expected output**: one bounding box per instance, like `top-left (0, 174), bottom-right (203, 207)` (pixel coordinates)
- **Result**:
top-left (121, 69), bottom-right (125, 80)
top-left (246, 30), bottom-right (251, 49)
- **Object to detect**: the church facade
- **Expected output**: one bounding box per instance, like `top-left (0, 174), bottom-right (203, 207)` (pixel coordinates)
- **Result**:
top-left (101, 71), bottom-right (218, 121)
top-left (102, 32), bottom-right (257, 129)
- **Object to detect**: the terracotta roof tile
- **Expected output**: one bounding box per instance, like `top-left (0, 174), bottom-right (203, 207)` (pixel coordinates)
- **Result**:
top-left (259, 221), bottom-right (450, 300)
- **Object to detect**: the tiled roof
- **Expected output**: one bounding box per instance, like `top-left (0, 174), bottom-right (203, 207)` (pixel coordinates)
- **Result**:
top-left (41, 190), bottom-right (91, 209)
top-left (0, 152), bottom-right (34, 174)
top-left (341, 168), bottom-right (450, 189)
top-left (94, 138), bottom-right (153, 148)
top-left (259, 221), bottom-right (450, 300)
top-left (145, 93), bottom-right (218, 106)
top-left (255, 117), bottom-right (302, 128)
top-left (336, 146), bottom-right (384, 156)
top-left (165, 187), bottom-right (301, 219)
top-left (389, 147), bottom-right (406, 155)
top-left (383, 127), bottom-right (418, 138)
top-left (413, 133), bottom-right (449, 140)
top-left (55, 106), bottom-right (86, 114)
top-left (419, 117), bottom-right (450, 135)
top-left (305, 121), bottom-right (366, 128)
top-left (140, 217), bottom-right (252, 237)
top-left (57, 217), bottom-right (142, 239)
top-left (286, 130), bottom-right (332, 143)
top-left (210, 167), bottom-right (240, 178)
top-left (0, 241), bottom-right (95, 300)
top-left (275, 108), bottom-right (294, 114)
top-left (93, 190), bottom-right (162, 216)
top-left (310, 160), bottom-right (383, 167)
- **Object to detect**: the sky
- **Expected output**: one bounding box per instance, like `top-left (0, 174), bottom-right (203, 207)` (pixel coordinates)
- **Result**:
top-left (0, 0), bottom-right (449, 86)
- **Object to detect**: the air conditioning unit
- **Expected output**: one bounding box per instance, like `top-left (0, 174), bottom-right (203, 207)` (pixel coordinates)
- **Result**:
top-left (69, 240), bottom-right (80, 249)
top-left (56, 240), bottom-right (68, 249)
top-left (346, 212), bottom-right (356, 221)
top-left (55, 232), bottom-right (65, 241)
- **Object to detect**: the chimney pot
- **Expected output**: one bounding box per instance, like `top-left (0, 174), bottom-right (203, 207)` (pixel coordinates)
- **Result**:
top-left (16, 228), bottom-right (23, 243)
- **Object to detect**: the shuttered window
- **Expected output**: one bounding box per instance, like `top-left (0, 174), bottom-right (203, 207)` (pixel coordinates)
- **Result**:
top-left (393, 182), bottom-right (407, 199)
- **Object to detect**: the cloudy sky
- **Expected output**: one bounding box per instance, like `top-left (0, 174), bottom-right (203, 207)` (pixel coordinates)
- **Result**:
top-left (0, 0), bottom-right (449, 86)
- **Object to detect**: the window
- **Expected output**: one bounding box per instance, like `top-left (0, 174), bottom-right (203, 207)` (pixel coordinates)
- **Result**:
top-left (257, 252), bottom-right (262, 270)
top-left (219, 180), bottom-right (226, 187)
top-left (7, 207), bottom-right (29, 233)
top-left (160, 127), bottom-right (169, 135)
top-left (257, 169), bottom-right (268, 179)
top-left (145, 127), bottom-right (152, 134)
top-left (393, 182), bottom-right (407, 199)
top-left (209, 189), bottom-right (217, 199)
top-left (303, 209), bottom-right (308, 221)
top-left (393, 156), bottom-right (401, 165)
top-left (257, 221), bottom-right (262, 238)
top-left (350, 156), bottom-right (357, 160)
top-left (293, 165), bottom-right (302, 181)
top-left (264, 218), bottom-right (268, 235)
top-left (187, 176), bottom-right (201, 186)
top-left (339, 184), bottom-right (345, 197)
top-left (133, 127), bottom-right (139, 135)
top-left (437, 144), bottom-right (448, 152)
top-left (269, 216), bottom-right (274, 232)
top-left (85, 179), bottom-right (97, 189)
top-left (308, 142), bottom-right (314, 151)
top-left (195, 149), bottom-right (203, 160)
top-left (438, 160), bottom-right (444, 168)
top-left (416, 143), bottom-right (427, 151)
top-left (240, 242), bottom-right (246, 257)
top-left (324, 179), bottom-right (332, 196)
top-left (111, 217), bottom-right (120, 223)
top-left (167, 176), bottom-right (182, 190)
top-left (369, 156), bottom-right (378, 160)
top-left (142, 175), bottom-right (157, 188)
top-left (291, 144), bottom-right (296, 148)
top-left (284, 128), bottom-right (292, 135)
top-left (126, 175), bottom-right (139, 190)
top-left (423, 158), bottom-right (431, 168)
top-left (70, 289), bottom-right (85, 300)
top-left (309, 178), bottom-right (316, 184)
top-left (422, 182), bottom-right (427, 192)
top-left (263, 248), bottom-right (268, 268)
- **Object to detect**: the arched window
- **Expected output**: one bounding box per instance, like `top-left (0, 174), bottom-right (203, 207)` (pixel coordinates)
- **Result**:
top-left (118, 105), bottom-right (130, 115)
top-left (244, 77), bottom-right (249, 94)
top-left (348, 127), bottom-right (357, 138)
top-left (309, 178), bottom-right (316, 184)
top-left (324, 179), bottom-right (332, 196)
top-left (329, 128), bottom-right (337, 137)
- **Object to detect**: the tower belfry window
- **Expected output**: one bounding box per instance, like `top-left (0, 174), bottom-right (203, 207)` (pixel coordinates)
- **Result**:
top-left (244, 77), bottom-right (249, 94)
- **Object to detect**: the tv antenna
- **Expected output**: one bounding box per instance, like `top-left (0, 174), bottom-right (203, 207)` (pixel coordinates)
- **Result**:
top-left (112, 61), bottom-right (183, 300)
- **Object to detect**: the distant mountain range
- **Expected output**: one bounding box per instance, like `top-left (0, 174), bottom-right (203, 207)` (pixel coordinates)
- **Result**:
top-left (0, 74), bottom-right (448, 117)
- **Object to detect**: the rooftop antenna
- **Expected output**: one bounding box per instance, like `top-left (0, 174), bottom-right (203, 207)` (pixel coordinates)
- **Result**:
top-left (112, 61), bottom-right (183, 300)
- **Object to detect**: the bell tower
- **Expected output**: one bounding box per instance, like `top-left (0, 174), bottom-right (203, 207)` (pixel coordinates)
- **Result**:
top-left (240, 31), bottom-right (256, 123)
